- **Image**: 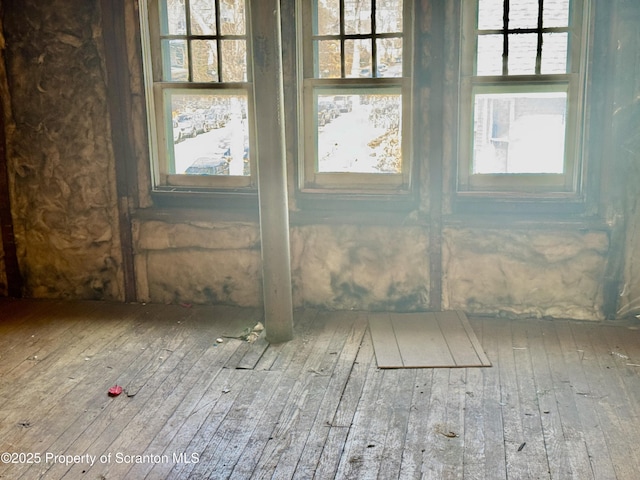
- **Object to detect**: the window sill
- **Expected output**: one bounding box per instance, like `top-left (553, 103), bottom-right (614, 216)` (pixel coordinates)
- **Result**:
top-left (443, 212), bottom-right (610, 232)
top-left (150, 188), bottom-right (259, 211)
top-left (295, 189), bottom-right (417, 213)
top-left (453, 191), bottom-right (587, 215)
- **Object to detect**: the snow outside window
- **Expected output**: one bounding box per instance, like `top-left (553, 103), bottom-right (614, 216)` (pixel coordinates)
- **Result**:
top-left (140, 0), bottom-right (256, 191)
top-left (458, 0), bottom-right (589, 195)
top-left (300, 0), bottom-right (413, 192)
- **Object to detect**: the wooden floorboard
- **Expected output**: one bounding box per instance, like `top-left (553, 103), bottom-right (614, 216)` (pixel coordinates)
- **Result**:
top-left (370, 311), bottom-right (489, 368)
top-left (1, 299), bottom-right (640, 479)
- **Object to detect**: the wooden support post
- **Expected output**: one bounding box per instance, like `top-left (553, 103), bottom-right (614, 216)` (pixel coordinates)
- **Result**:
top-left (249, 0), bottom-right (294, 343)
top-left (100, 0), bottom-right (138, 303)
top-left (0, 86), bottom-right (23, 298)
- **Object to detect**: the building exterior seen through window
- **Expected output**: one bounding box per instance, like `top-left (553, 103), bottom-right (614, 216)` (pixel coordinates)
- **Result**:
top-left (459, 0), bottom-right (588, 194)
top-left (141, 0), bottom-right (254, 190)
top-left (138, 0), bottom-right (590, 200)
top-left (301, 0), bottom-right (412, 191)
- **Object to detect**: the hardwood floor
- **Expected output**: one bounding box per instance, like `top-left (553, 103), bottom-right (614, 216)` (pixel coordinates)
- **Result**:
top-left (1, 298), bottom-right (639, 479)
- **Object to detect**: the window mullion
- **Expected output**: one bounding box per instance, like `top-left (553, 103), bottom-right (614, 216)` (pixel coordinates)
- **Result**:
top-left (502, 0), bottom-right (509, 75)
top-left (184, 0), bottom-right (193, 82)
top-left (340, 0), bottom-right (346, 77)
top-left (535, 0), bottom-right (544, 74)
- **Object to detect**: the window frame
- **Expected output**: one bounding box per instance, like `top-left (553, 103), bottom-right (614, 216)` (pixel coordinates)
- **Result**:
top-left (457, 0), bottom-right (590, 198)
top-left (298, 0), bottom-right (414, 194)
top-left (139, 0), bottom-right (258, 193)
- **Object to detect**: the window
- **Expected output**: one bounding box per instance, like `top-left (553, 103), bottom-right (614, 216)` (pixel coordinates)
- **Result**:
top-left (299, 0), bottom-right (412, 192)
top-left (458, 0), bottom-right (589, 196)
top-left (140, 0), bottom-right (255, 191)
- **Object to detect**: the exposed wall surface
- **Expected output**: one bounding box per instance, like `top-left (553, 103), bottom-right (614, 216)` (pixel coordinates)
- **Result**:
top-left (133, 219), bottom-right (262, 306)
top-left (132, 219), bottom-right (431, 312)
top-left (0, 239), bottom-right (5, 296)
top-left (291, 224), bottom-right (430, 311)
top-left (0, 0), bottom-right (638, 322)
top-left (1, 0), bottom-right (123, 299)
top-left (442, 228), bottom-right (609, 320)
top-left (624, 179), bottom-right (640, 317)
top-left (614, 0), bottom-right (640, 318)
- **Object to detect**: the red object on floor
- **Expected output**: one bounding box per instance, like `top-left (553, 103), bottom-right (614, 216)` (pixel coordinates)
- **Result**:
top-left (108, 385), bottom-right (123, 396)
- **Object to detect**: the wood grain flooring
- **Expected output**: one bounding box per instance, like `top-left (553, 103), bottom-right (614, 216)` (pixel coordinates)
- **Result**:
top-left (1, 298), bottom-right (640, 479)
top-left (369, 311), bottom-right (491, 368)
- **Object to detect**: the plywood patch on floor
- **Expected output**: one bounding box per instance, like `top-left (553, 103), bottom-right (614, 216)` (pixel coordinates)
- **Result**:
top-left (369, 311), bottom-right (491, 368)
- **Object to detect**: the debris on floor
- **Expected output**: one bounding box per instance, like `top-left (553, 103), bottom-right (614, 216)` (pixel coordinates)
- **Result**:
top-left (108, 385), bottom-right (123, 397)
top-left (434, 424), bottom-right (459, 438)
top-left (223, 322), bottom-right (265, 343)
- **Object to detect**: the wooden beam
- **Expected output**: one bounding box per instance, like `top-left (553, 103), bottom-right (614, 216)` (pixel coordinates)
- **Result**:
top-left (0, 11), bottom-right (23, 297)
top-left (99, 0), bottom-right (138, 302)
top-left (249, 0), bottom-right (294, 343)
top-left (418, 0), bottom-right (445, 311)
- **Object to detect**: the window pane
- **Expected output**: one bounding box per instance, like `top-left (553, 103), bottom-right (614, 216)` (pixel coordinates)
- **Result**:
top-left (472, 92), bottom-right (567, 174)
top-left (315, 40), bottom-right (341, 78)
top-left (478, 0), bottom-right (504, 30)
top-left (221, 40), bottom-right (246, 82)
top-left (317, 93), bottom-right (401, 174)
top-left (220, 0), bottom-right (246, 35)
top-left (191, 40), bottom-right (218, 82)
top-left (508, 33), bottom-right (537, 75)
top-left (541, 32), bottom-right (568, 74)
top-left (189, 0), bottom-right (216, 35)
top-left (162, 39), bottom-right (189, 81)
top-left (169, 93), bottom-right (249, 176)
top-left (161, 0), bottom-right (186, 35)
top-left (345, 39), bottom-right (372, 78)
top-left (477, 34), bottom-right (503, 76)
top-left (377, 38), bottom-right (403, 77)
top-left (315, 0), bottom-right (340, 35)
top-left (509, 0), bottom-right (539, 29)
top-left (376, 0), bottom-right (403, 34)
top-left (344, 0), bottom-right (371, 35)
top-left (543, 0), bottom-right (570, 28)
